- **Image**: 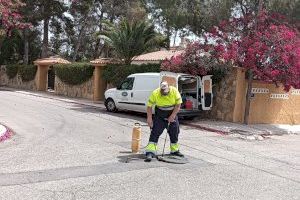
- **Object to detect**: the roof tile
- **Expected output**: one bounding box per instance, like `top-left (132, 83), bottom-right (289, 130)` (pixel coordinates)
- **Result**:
top-left (133, 50), bottom-right (183, 61)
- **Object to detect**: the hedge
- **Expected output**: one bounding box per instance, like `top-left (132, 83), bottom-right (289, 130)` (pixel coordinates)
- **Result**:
top-left (102, 63), bottom-right (227, 87)
top-left (103, 63), bottom-right (161, 86)
top-left (5, 64), bottom-right (37, 81)
top-left (54, 63), bottom-right (94, 85)
top-left (5, 64), bottom-right (19, 79)
top-left (210, 68), bottom-right (227, 85)
top-left (19, 65), bottom-right (37, 82)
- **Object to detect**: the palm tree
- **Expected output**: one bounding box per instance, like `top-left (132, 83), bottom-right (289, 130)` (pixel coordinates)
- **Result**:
top-left (102, 19), bottom-right (165, 64)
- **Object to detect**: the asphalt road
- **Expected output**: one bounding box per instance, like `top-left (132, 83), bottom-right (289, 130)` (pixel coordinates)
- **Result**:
top-left (0, 89), bottom-right (299, 200)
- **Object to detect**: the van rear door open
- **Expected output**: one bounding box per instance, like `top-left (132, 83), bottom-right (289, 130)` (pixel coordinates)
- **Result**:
top-left (158, 72), bottom-right (213, 116)
top-left (201, 75), bottom-right (213, 110)
top-left (160, 71), bottom-right (200, 111)
top-left (160, 71), bottom-right (179, 88)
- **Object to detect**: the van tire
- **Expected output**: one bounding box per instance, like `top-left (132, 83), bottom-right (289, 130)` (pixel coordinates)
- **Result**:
top-left (105, 98), bottom-right (117, 112)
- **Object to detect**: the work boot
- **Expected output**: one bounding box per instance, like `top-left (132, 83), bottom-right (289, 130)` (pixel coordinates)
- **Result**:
top-left (170, 151), bottom-right (184, 157)
top-left (144, 152), bottom-right (154, 162)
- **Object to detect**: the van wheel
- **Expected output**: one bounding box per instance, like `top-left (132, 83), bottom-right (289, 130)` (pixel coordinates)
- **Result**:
top-left (105, 98), bottom-right (117, 112)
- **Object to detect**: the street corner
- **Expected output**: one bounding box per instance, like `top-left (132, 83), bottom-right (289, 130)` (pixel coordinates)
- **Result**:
top-left (0, 124), bottom-right (13, 143)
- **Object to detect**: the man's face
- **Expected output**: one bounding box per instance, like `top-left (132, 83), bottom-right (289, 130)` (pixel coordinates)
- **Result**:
top-left (160, 81), bottom-right (170, 96)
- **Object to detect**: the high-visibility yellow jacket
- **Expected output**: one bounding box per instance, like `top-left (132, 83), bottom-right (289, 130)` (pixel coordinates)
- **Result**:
top-left (147, 86), bottom-right (182, 109)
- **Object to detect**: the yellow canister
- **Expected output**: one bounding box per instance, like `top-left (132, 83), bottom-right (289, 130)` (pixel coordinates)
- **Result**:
top-left (131, 123), bottom-right (142, 153)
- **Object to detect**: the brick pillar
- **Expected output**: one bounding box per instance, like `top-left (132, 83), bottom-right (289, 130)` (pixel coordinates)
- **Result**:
top-left (93, 65), bottom-right (106, 101)
top-left (35, 65), bottom-right (49, 91)
top-left (232, 67), bottom-right (247, 123)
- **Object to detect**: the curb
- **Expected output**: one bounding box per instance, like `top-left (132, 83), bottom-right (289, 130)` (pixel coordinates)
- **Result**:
top-left (181, 122), bottom-right (229, 135)
top-left (0, 124), bottom-right (12, 142)
top-left (181, 122), bottom-right (271, 141)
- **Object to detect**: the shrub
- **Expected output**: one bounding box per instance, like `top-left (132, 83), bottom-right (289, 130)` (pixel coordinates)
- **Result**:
top-left (103, 63), bottom-right (161, 86)
top-left (19, 65), bottom-right (37, 82)
top-left (103, 62), bottom-right (226, 87)
top-left (209, 65), bottom-right (229, 85)
top-left (5, 64), bottom-right (19, 79)
top-left (54, 63), bottom-right (94, 85)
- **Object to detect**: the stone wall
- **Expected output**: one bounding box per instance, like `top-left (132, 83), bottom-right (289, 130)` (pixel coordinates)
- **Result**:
top-left (208, 67), bottom-right (238, 121)
top-left (0, 65), bottom-right (37, 90)
top-left (55, 76), bottom-right (94, 99)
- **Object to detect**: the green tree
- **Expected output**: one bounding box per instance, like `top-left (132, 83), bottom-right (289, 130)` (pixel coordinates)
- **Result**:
top-left (265, 0), bottom-right (299, 28)
top-left (234, 0), bottom-right (299, 21)
top-left (144, 0), bottom-right (234, 37)
top-left (102, 19), bottom-right (164, 64)
top-left (50, 18), bottom-right (64, 55)
top-left (0, 31), bottom-right (23, 65)
top-left (145, 0), bottom-right (299, 38)
top-left (20, 0), bottom-right (41, 64)
top-left (66, 0), bottom-right (147, 61)
top-left (28, 0), bottom-right (67, 58)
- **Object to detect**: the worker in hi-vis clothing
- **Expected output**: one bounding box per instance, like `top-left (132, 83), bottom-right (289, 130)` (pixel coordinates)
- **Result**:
top-left (145, 81), bottom-right (184, 162)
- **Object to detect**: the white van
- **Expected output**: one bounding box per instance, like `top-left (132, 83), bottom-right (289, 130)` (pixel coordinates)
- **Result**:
top-left (104, 71), bottom-right (213, 117)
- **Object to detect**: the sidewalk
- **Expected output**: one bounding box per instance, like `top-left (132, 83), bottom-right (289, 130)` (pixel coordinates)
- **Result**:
top-left (0, 87), bottom-right (105, 109)
top-left (183, 119), bottom-right (300, 140)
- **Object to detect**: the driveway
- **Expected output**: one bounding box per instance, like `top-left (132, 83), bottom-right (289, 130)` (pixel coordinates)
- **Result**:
top-left (0, 89), bottom-right (299, 200)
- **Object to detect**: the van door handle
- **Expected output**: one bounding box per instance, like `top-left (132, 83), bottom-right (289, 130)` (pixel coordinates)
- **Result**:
top-left (131, 92), bottom-right (133, 98)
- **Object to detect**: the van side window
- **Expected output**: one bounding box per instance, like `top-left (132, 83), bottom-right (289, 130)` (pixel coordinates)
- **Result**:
top-left (134, 77), bottom-right (158, 90)
top-left (119, 77), bottom-right (134, 90)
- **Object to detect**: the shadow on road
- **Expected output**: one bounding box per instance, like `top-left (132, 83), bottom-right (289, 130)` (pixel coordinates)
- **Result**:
top-left (69, 103), bottom-right (148, 122)
top-left (117, 153), bottom-right (146, 163)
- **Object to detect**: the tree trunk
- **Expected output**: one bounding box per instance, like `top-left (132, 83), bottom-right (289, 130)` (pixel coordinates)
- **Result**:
top-left (72, 24), bottom-right (87, 62)
top-left (94, 39), bottom-right (103, 58)
top-left (41, 18), bottom-right (49, 58)
top-left (243, 0), bottom-right (263, 124)
top-left (72, 8), bottom-right (91, 62)
top-left (94, 12), bottom-right (104, 58)
top-left (165, 26), bottom-right (172, 49)
top-left (0, 38), bottom-right (3, 55)
top-left (173, 30), bottom-right (178, 47)
top-left (23, 29), bottom-right (29, 64)
top-left (0, 32), bottom-right (6, 55)
top-left (244, 70), bottom-right (253, 124)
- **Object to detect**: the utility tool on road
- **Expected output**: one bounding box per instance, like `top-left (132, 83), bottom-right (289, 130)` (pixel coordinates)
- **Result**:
top-left (131, 123), bottom-right (142, 153)
top-left (156, 123), bottom-right (189, 164)
top-left (129, 122), bottom-right (188, 164)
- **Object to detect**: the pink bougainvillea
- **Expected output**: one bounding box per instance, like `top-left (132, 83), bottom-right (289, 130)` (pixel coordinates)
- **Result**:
top-left (162, 10), bottom-right (300, 91)
top-left (161, 41), bottom-right (223, 76)
top-left (0, 0), bottom-right (30, 35)
top-left (0, 126), bottom-right (12, 143)
top-left (208, 10), bottom-right (300, 91)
